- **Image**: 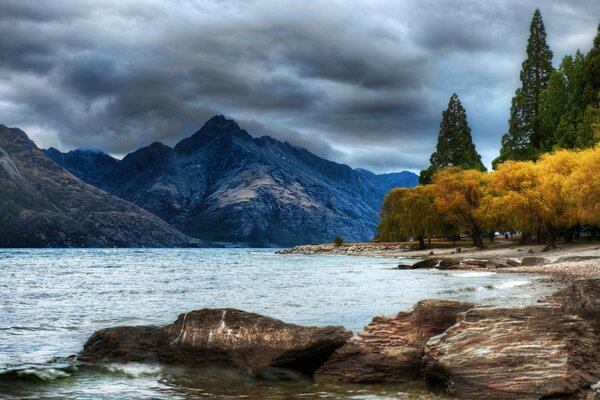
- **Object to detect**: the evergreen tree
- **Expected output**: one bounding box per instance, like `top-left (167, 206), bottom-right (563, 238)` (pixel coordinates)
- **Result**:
top-left (493, 8), bottom-right (553, 168)
top-left (577, 24), bottom-right (600, 148)
top-left (419, 93), bottom-right (486, 184)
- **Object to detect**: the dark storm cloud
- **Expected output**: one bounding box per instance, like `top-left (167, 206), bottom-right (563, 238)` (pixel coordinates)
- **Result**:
top-left (0, 0), bottom-right (598, 172)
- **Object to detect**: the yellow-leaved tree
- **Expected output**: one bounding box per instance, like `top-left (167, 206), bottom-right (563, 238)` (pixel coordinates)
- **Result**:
top-left (378, 186), bottom-right (442, 249)
top-left (430, 167), bottom-right (487, 249)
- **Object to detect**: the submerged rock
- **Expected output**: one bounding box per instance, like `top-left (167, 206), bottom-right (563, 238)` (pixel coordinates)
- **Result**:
top-left (424, 304), bottom-right (600, 399)
top-left (521, 256), bottom-right (550, 266)
top-left (314, 300), bottom-right (474, 383)
top-left (79, 308), bottom-right (351, 375)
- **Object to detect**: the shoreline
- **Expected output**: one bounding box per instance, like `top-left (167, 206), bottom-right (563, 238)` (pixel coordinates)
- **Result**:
top-left (278, 242), bottom-right (600, 283)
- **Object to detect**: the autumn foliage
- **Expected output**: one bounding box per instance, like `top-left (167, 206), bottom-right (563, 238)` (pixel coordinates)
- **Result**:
top-left (378, 146), bottom-right (600, 250)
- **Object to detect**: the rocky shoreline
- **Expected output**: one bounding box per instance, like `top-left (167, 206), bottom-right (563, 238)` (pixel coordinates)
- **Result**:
top-left (278, 242), bottom-right (600, 282)
top-left (77, 278), bottom-right (600, 399)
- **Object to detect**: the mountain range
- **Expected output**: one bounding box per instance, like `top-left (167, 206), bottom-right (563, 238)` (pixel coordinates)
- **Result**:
top-left (45, 116), bottom-right (418, 246)
top-left (0, 125), bottom-right (197, 247)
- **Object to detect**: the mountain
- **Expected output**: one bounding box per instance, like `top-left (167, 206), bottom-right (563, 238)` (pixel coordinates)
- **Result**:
top-left (45, 147), bottom-right (117, 185)
top-left (0, 125), bottom-right (197, 247)
top-left (47, 116), bottom-right (418, 246)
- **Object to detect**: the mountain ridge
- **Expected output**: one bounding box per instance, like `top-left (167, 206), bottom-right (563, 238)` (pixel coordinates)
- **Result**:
top-left (0, 125), bottom-right (198, 247)
top-left (46, 116), bottom-right (418, 246)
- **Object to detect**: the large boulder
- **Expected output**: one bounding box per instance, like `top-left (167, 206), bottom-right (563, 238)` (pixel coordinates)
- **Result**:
top-left (79, 308), bottom-right (351, 375)
top-left (314, 300), bottom-right (474, 383)
top-left (424, 304), bottom-right (600, 399)
top-left (79, 326), bottom-right (162, 363)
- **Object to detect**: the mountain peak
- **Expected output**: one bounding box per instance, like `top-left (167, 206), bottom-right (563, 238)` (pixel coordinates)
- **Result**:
top-left (174, 115), bottom-right (249, 154)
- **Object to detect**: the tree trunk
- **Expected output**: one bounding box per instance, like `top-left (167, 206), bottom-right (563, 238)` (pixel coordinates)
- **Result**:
top-left (563, 226), bottom-right (576, 244)
top-left (472, 227), bottom-right (484, 250)
top-left (418, 236), bottom-right (425, 250)
top-left (542, 226), bottom-right (557, 251)
top-left (489, 233), bottom-right (495, 243)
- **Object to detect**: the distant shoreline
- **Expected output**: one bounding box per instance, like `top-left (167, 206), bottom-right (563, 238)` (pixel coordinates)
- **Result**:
top-left (278, 242), bottom-right (600, 283)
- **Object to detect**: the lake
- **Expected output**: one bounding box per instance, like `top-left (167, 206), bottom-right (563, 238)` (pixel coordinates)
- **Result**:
top-left (0, 248), bottom-right (553, 399)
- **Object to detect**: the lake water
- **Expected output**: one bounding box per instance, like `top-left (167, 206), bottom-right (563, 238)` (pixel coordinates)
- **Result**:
top-left (0, 248), bottom-right (554, 399)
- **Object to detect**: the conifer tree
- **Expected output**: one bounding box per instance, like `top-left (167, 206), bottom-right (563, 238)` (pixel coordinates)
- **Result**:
top-left (420, 93), bottom-right (485, 184)
top-left (493, 8), bottom-right (553, 168)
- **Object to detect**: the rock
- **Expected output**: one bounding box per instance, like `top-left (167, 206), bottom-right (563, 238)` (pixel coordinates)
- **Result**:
top-left (551, 278), bottom-right (600, 333)
top-left (506, 259), bottom-right (521, 267)
top-left (396, 264), bottom-right (414, 270)
top-left (456, 248), bottom-right (462, 253)
top-left (424, 304), bottom-right (600, 399)
top-left (78, 326), bottom-right (162, 363)
top-left (314, 300), bottom-right (474, 384)
top-left (438, 259), bottom-right (460, 269)
top-left (521, 256), bottom-right (549, 266)
top-left (463, 260), bottom-right (487, 267)
top-left (526, 249), bottom-right (534, 254)
top-left (411, 259), bottom-right (438, 269)
top-left (558, 256), bottom-right (600, 263)
top-left (486, 259), bottom-right (511, 269)
top-left (79, 308), bottom-right (351, 376)
top-left (428, 251), bottom-right (434, 255)
top-left (158, 309), bottom-right (351, 374)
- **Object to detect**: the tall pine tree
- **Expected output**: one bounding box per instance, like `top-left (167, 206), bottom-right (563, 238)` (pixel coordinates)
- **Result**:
top-left (420, 93), bottom-right (486, 184)
top-left (493, 8), bottom-right (553, 168)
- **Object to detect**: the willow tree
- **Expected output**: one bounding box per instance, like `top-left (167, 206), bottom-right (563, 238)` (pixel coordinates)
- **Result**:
top-left (378, 186), bottom-right (442, 248)
top-left (430, 168), bottom-right (487, 250)
top-left (494, 8), bottom-right (553, 167)
top-left (420, 93), bottom-right (486, 184)
top-left (488, 151), bottom-right (580, 249)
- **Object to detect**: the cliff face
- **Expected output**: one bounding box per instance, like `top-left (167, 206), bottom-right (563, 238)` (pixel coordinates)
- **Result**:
top-left (47, 116), bottom-right (418, 246)
top-left (0, 125), bottom-right (196, 247)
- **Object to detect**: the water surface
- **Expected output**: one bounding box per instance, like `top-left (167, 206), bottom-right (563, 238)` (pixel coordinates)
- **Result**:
top-left (0, 248), bottom-right (554, 399)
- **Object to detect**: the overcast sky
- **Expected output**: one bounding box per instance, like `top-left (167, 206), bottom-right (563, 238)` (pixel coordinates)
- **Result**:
top-left (0, 0), bottom-right (598, 173)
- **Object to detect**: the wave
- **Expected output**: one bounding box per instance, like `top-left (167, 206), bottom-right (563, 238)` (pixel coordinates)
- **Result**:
top-left (0, 364), bottom-right (77, 383)
top-left (493, 280), bottom-right (530, 289)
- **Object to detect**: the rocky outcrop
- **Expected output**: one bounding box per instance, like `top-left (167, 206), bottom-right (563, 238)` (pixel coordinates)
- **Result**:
top-left (424, 304), bottom-right (600, 399)
top-left (551, 277), bottom-right (600, 333)
top-left (48, 115), bottom-right (418, 246)
top-left (314, 300), bottom-right (474, 383)
top-left (0, 125), bottom-right (197, 247)
top-left (79, 308), bottom-right (351, 375)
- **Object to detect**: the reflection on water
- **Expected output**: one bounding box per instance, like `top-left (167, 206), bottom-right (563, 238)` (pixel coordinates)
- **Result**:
top-left (1, 248), bottom-right (553, 399)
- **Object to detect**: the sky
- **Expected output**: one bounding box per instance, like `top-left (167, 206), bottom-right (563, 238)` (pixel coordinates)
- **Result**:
top-left (0, 1), bottom-right (598, 173)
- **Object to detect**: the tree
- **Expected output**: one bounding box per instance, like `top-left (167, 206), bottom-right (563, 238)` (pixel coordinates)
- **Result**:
top-left (333, 236), bottom-right (344, 247)
top-left (420, 93), bottom-right (486, 184)
top-left (430, 168), bottom-right (487, 250)
top-left (488, 151), bottom-right (581, 250)
top-left (494, 8), bottom-right (553, 168)
top-left (378, 186), bottom-right (443, 249)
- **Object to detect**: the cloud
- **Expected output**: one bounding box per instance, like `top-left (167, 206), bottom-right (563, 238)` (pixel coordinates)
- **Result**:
top-left (0, 0), bottom-right (598, 172)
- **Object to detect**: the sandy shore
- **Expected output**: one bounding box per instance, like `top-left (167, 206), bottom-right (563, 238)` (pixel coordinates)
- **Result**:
top-left (278, 241), bottom-right (600, 282)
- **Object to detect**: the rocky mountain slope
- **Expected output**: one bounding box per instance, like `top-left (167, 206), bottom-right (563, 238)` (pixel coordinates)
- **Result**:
top-left (0, 125), bottom-right (196, 247)
top-left (47, 116), bottom-right (418, 246)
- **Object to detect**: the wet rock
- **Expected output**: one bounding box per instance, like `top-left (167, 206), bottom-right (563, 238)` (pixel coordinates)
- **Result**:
top-left (521, 256), bottom-right (549, 266)
top-left (526, 249), bottom-right (534, 254)
top-left (158, 309), bottom-right (351, 373)
top-left (396, 264), bottom-right (414, 270)
top-left (80, 309), bottom-right (351, 375)
top-left (314, 300), bottom-right (474, 384)
top-left (424, 304), bottom-right (600, 399)
top-left (78, 326), bottom-right (162, 363)
top-left (411, 259), bottom-right (438, 269)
